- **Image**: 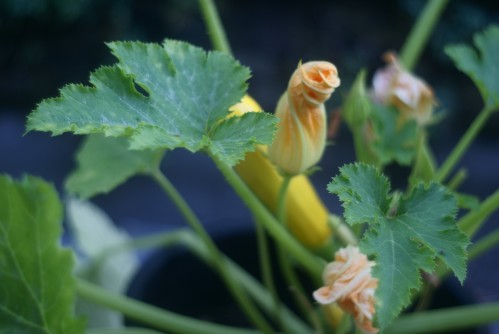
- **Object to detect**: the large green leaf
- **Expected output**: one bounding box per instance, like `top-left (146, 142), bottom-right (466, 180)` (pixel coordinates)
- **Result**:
top-left (66, 135), bottom-right (163, 199)
top-left (328, 164), bottom-right (469, 328)
top-left (0, 175), bottom-right (85, 333)
top-left (27, 40), bottom-right (277, 166)
top-left (445, 25), bottom-right (499, 110)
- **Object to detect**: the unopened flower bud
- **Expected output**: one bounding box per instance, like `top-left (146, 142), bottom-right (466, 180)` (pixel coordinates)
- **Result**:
top-left (269, 61), bottom-right (340, 175)
top-left (371, 52), bottom-right (435, 126)
top-left (314, 246), bottom-right (379, 334)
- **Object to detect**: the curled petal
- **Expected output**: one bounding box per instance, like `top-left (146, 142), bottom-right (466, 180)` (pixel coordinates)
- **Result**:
top-left (313, 286), bottom-right (336, 304)
top-left (314, 246), bottom-right (379, 333)
top-left (290, 61), bottom-right (340, 106)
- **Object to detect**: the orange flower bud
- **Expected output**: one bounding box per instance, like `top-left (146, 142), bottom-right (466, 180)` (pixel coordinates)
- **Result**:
top-left (372, 52), bottom-right (435, 126)
top-left (269, 61), bottom-right (340, 175)
top-left (314, 246), bottom-right (379, 334)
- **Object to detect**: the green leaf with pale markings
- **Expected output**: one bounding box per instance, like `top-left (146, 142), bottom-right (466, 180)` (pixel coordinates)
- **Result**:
top-left (446, 25), bottom-right (499, 110)
top-left (27, 40), bottom-right (277, 166)
top-left (328, 163), bottom-right (469, 329)
top-left (66, 135), bottom-right (163, 199)
top-left (0, 175), bottom-right (85, 333)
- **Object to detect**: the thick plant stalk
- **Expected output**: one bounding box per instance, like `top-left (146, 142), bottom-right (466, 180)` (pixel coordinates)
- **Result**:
top-left (232, 96), bottom-right (332, 248)
top-left (384, 302), bottom-right (499, 334)
top-left (198, 0), bottom-right (232, 54)
top-left (76, 280), bottom-right (260, 334)
top-left (399, 0), bottom-right (450, 71)
top-left (91, 229), bottom-right (312, 333)
top-left (198, 0), bottom-right (332, 248)
top-left (150, 169), bottom-right (274, 334)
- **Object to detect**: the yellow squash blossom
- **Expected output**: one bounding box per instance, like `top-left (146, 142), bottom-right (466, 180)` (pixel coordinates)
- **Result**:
top-left (269, 61), bottom-right (340, 175)
top-left (231, 95), bottom-right (332, 248)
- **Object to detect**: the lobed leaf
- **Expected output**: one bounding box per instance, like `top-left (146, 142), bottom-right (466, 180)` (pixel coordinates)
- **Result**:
top-left (328, 163), bottom-right (469, 328)
top-left (0, 175), bottom-right (85, 333)
top-left (65, 135), bottom-right (163, 199)
top-left (27, 40), bottom-right (277, 167)
top-left (445, 25), bottom-right (499, 110)
top-left (327, 163), bottom-right (390, 225)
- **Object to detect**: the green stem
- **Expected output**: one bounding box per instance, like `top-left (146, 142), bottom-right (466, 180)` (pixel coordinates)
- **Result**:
top-left (399, 0), bottom-right (450, 71)
top-left (469, 228), bottom-right (499, 261)
top-left (88, 228), bottom-right (311, 333)
top-left (413, 281), bottom-right (434, 312)
top-left (435, 106), bottom-right (494, 183)
top-left (458, 189), bottom-right (499, 237)
top-left (180, 232), bottom-right (312, 334)
top-left (76, 280), bottom-right (258, 334)
top-left (91, 228), bottom-right (185, 254)
top-left (277, 247), bottom-right (324, 333)
top-left (211, 155), bottom-right (324, 278)
top-left (86, 329), bottom-right (164, 334)
top-left (276, 175), bottom-right (321, 332)
top-left (447, 168), bottom-right (467, 191)
top-left (384, 302), bottom-right (499, 334)
top-left (84, 230), bottom-right (185, 275)
top-left (277, 175), bottom-right (292, 224)
top-left (254, 217), bottom-right (282, 330)
top-left (409, 132), bottom-right (436, 186)
top-left (198, 0), bottom-right (232, 55)
top-left (328, 214), bottom-right (358, 246)
top-left (149, 169), bottom-right (274, 334)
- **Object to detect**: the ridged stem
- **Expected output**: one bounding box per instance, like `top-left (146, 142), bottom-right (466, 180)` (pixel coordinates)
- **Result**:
top-left (254, 217), bottom-right (282, 330)
top-left (211, 155), bottom-right (324, 278)
top-left (458, 188), bottom-right (499, 237)
top-left (468, 228), bottom-right (499, 261)
top-left (198, 0), bottom-right (233, 55)
top-left (384, 302), bottom-right (499, 334)
top-left (150, 169), bottom-right (274, 334)
top-left (435, 106), bottom-right (494, 183)
top-left (86, 228), bottom-right (312, 333)
top-left (76, 280), bottom-right (258, 334)
top-left (399, 0), bottom-right (450, 71)
top-left (86, 329), bottom-right (164, 334)
top-left (276, 175), bottom-right (322, 332)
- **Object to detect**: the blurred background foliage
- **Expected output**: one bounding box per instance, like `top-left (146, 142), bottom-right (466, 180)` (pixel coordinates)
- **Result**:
top-left (2, 0), bottom-right (498, 131)
top-left (2, 0), bottom-right (499, 236)
top-left (2, 0), bottom-right (499, 218)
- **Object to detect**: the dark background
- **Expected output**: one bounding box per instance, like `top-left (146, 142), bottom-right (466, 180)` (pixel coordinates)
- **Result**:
top-left (1, 0), bottom-right (499, 331)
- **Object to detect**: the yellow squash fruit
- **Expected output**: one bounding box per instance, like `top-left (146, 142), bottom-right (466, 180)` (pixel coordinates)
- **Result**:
top-left (231, 95), bottom-right (332, 248)
top-left (322, 303), bottom-right (344, 329)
